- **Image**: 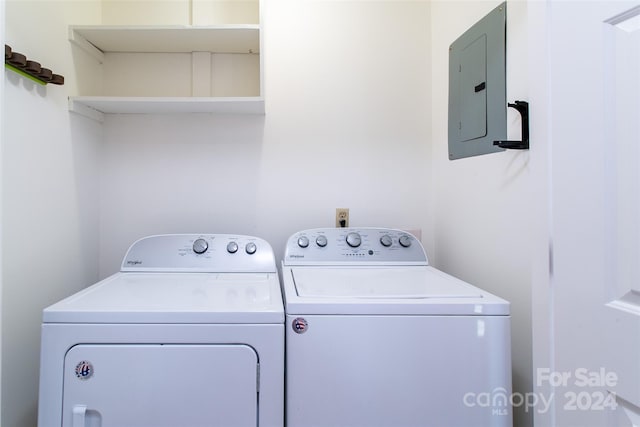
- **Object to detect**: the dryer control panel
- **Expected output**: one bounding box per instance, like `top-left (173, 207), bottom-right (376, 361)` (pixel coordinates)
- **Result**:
top-left (121, 234), bottom-right (276, 273)
top-left (284, 228), bottom-right (428, 266)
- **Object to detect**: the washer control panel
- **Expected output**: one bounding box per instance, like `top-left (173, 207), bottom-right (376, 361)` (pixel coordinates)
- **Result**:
top-left (284, 228), bottom-right (428, 265)
top-left (121, 234), bottom-right (276, 273)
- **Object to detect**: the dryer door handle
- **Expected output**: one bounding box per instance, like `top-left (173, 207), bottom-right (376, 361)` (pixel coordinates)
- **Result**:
top-left (72, 404), bottom-right (87, 427)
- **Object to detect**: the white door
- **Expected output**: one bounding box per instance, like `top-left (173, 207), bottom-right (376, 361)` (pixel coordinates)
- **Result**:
top-left (532, 1), bottom-right (640, 426)
top-left (603, 4), bottom-right (640, 426)
top-left (62, 344), bottom-right (258, 427)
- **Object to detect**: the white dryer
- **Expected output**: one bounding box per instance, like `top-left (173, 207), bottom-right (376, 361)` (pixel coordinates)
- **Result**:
top-left (38, 234), bottom-right (284, 427)
top-left (282, 228), bottom-right (512, 427)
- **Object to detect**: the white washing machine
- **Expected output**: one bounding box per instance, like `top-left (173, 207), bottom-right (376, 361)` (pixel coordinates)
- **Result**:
top-left (38, 234), bottom-right (284, 427)
top-left (282, 228), bottom-right (512, 427)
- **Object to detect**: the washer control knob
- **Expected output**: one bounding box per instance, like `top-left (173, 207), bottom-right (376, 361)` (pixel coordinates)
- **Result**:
top-left (346, 232), bottom-right (362, 248)
top-left (316, 235), bottom-right (328, 247)
top-left (380, 235), bottom-right (393, 247)
top-left (399, 235), bottom-right (412, 248)
top-left (226, 241), bottom-right (238, 254)
top-left (193, 238), bottom-right (208, 254)
top-left (298, 236), bottom-right (309, 248)
top-left (245, 242), bottom-right (257, 255)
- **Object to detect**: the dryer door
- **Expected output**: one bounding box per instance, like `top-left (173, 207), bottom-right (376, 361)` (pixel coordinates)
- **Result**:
top-left (62, 344), bottom-right (258, 427)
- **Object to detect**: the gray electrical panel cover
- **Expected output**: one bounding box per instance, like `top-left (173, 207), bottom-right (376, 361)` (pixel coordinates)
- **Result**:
top-left (448, 2), bottom-right (506, 160)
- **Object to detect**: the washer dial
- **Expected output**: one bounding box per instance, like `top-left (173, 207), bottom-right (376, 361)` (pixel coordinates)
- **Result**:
top-left (380, 235), bottom-right (393, 247)
top-left (226, 242), bottom-right (239, 254)
top-left (399, 235), bottom-right (412, 248)
top-left (346, 232), bottom-right (362, 248)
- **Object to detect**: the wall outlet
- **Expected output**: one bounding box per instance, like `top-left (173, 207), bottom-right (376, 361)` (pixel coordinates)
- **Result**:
top-left (336, 208), bottom-right (349, 227)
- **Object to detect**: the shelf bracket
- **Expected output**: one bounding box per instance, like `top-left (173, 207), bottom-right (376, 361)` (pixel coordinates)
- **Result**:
top-left (493, 100), bottom-right (529, 150)
top-left (68, 98), bottom-right (105, 122)
top-left (69, 27), bottom-right (105, 64)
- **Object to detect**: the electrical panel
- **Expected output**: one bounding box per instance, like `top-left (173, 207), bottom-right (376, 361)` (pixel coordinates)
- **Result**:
top-left (448, 2), bottom-right (507, 160)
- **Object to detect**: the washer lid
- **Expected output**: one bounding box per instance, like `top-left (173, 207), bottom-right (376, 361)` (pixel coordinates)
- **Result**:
top-left (284, 266), bottom-right (509, 315)
top-left (43, 272), bottom-right (284, 324)
top-left (293, 267), bottom-right (482, 298)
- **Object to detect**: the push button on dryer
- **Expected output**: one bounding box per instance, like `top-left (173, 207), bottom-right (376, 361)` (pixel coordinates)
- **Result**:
top-left (297, 236), bottom-right (309, 248)
top-left (193, 238), bottom-right (208, 254)
top-left (316, 235), bottom-right (328, 247)
top-left (245, 242), bottom-right (257, 255)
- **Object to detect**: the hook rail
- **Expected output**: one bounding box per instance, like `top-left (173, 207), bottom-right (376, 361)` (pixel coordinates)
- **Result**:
top-left (5, 44), bottom-right (64, 86)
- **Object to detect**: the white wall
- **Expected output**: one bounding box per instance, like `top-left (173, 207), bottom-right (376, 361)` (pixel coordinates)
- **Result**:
top-left (430, 1), bottom-right (532, 426)
top-left (2, 1), bottom-right (102, 425)
top-left (98, 0), bottom-right (433, 275)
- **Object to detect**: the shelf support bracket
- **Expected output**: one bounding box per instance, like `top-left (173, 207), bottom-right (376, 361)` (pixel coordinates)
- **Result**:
top-left (68, 98), bottom-right (105, 122)
top-left (69, 27), bottom-right (105, 64)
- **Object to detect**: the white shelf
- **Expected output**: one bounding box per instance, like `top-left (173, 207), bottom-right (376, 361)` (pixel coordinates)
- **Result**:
top-left (68, 25), bottom-right (263, 118)
top-left (69, 96), bottom-right (265, 121)
top-left (70, 25), bottom-right (260, 58)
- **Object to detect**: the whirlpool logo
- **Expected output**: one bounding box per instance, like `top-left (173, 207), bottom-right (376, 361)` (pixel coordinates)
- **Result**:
top-left (126, 260), bottom-right (142, 265)
top-left (289, 255), bottom-right (304, 259)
